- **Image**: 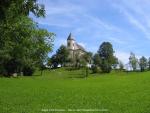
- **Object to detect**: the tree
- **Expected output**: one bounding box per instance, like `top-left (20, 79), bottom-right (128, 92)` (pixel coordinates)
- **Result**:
top-left (50, 54), bottom-right (59, 69)
top-left (91, 53), bottom-right (101, 73)
top-left (0, 0), bottom-right (54, 76)
top-left (139, 56), bottom-right (147, 72)
top-left (47, 58), bottom-right (52, 68)
top-left (83, 52), bottom-right (93, 64)
top-left (98, 42), bottom-right (115, 73)
top-left (148, 57), bottom-right (150, 70)
top-left (0, 0), bottom-right (45, 21)
top-left (0, 17), bottom-right (54, 76)
top-left (112, 56), bottom-right (119, 69)
top-left (129, 52), bottom-right (138, 71)
top-left (93, 53), bottom-right (101, 66)
top-left (119, 61), bottom-right (124, 71)
top-left (55, 45), bottom-right (69, 67)
top-left (81, 52), bottom-right (93, 77)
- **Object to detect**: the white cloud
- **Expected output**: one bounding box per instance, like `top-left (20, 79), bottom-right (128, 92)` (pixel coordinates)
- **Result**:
top-left (122, 8), bottom-right (150, 39)
top-left (37, 0), bottom-right (125, 34)
top-left (34, 0), bottom-right (85, 28)
top-left (113, 0), bottom-right (150, 40)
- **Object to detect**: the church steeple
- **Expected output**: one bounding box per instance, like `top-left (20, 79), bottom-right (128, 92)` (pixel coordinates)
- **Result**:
top-left (67, 33), bottom-right (75, 51)
top-left (67, 33), bottom-right (74, 40)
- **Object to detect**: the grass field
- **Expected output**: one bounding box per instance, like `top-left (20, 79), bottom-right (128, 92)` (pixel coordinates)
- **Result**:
top-left (0, 68), bottom-right (150, 113)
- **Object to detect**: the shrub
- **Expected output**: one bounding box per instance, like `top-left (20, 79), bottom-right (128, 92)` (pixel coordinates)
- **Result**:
top-left (23, 66), bottom-right (35, 76)
top-left (0, 65), bottom-right (6, 76)
top-left (91, 65), bottom-right (101, 73)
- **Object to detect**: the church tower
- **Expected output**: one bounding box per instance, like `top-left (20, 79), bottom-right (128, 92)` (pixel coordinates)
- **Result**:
top-left (67, 33), bottom-right (75, 59)
top-left (67, 33), bottom-right (86, 60)
top-left (67, 33), bottom-right (75, 50)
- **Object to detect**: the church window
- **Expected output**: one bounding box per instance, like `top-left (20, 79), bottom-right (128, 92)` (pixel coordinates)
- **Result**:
top-left (68, 42), bottom-right (70, 47)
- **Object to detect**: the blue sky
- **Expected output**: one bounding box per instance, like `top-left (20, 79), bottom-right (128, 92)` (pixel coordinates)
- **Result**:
top-left (32, 0), bottom-right (150, 63)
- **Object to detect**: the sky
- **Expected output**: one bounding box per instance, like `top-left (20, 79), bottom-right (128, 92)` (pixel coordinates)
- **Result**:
top-left (31, 0), bottom-right (150, 64)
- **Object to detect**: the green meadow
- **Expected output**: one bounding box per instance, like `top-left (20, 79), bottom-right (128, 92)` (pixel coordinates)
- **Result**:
top-left (0, 69), bottom-right (150, 113)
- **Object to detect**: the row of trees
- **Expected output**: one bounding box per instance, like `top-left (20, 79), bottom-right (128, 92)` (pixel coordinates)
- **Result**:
top-left (0, 0), bottom-right (54, 76)
top-left (48, 42), bottom-right (118, 73)
top-left (129, 52), bottom-right (150, 72)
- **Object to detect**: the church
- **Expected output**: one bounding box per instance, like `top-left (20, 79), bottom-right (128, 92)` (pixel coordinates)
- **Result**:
top-left (67, 33), bottom-right (86, 59)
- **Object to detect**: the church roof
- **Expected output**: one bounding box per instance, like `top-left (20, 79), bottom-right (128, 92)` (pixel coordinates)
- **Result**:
top-left (67, 33), bottom-right (74, 40)
top-left (67, 33), bottom-right (86, 52)
top-left (76, 43), bottom-right (85, 51)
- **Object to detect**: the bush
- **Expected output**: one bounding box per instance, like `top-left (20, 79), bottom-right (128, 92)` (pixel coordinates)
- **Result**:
top-left (100, 60), bottom-right (112, 73)
top-left (23, 66), bottom-right (35, 76)
top-left (91, 65), bottom-right (101, 73)
top-left (101, 64), bottom-right (112, 73)
top-left (4, 59), bottom-right (22, 76)
top-left (0, 65), bottom-right (6, 76)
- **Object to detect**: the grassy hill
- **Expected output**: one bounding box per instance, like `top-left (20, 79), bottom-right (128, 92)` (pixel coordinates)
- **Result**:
top-left (0, 68), bottom-right (150, 113)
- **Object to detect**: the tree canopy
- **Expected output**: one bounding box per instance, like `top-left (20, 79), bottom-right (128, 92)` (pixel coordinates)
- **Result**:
top-left (139, 56), bottom-right (147, 72)
top-left (0, 0), bottom-right (54, 76)
top-left (50, 45), bottom-right (69, 68)
top-left (129, 52), bottom-right (138, 71)
top-left (98, 42), bottom-right (115, 73)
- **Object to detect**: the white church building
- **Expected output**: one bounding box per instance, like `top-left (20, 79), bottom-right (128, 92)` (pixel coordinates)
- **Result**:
top-left (67, 33), bottom-right (86, 59)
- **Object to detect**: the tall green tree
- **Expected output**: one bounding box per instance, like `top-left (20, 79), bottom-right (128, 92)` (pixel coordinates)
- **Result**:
top-left (0, 0), bottom-right (45, 21)
top-left (148, 57), bottom-right (150, 70)
top-left (83, 52), bottom-right (93, 64)
top-left (0, 0), bottom-right (54, 76)
top-left (98, 42), bottom-right (115, 73)
top-left (93, 53), bottom-right (101, 66)
top-left (129, 52), bottom-right (138, 71)
top-left (51, 45), bottom-right (69, 67)
top-left (50, 54), bottom-right (59, 68)
top-left (91, 53), bottom-right (101, 73)
top-left (139, 56), bottom-right (147, 72)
